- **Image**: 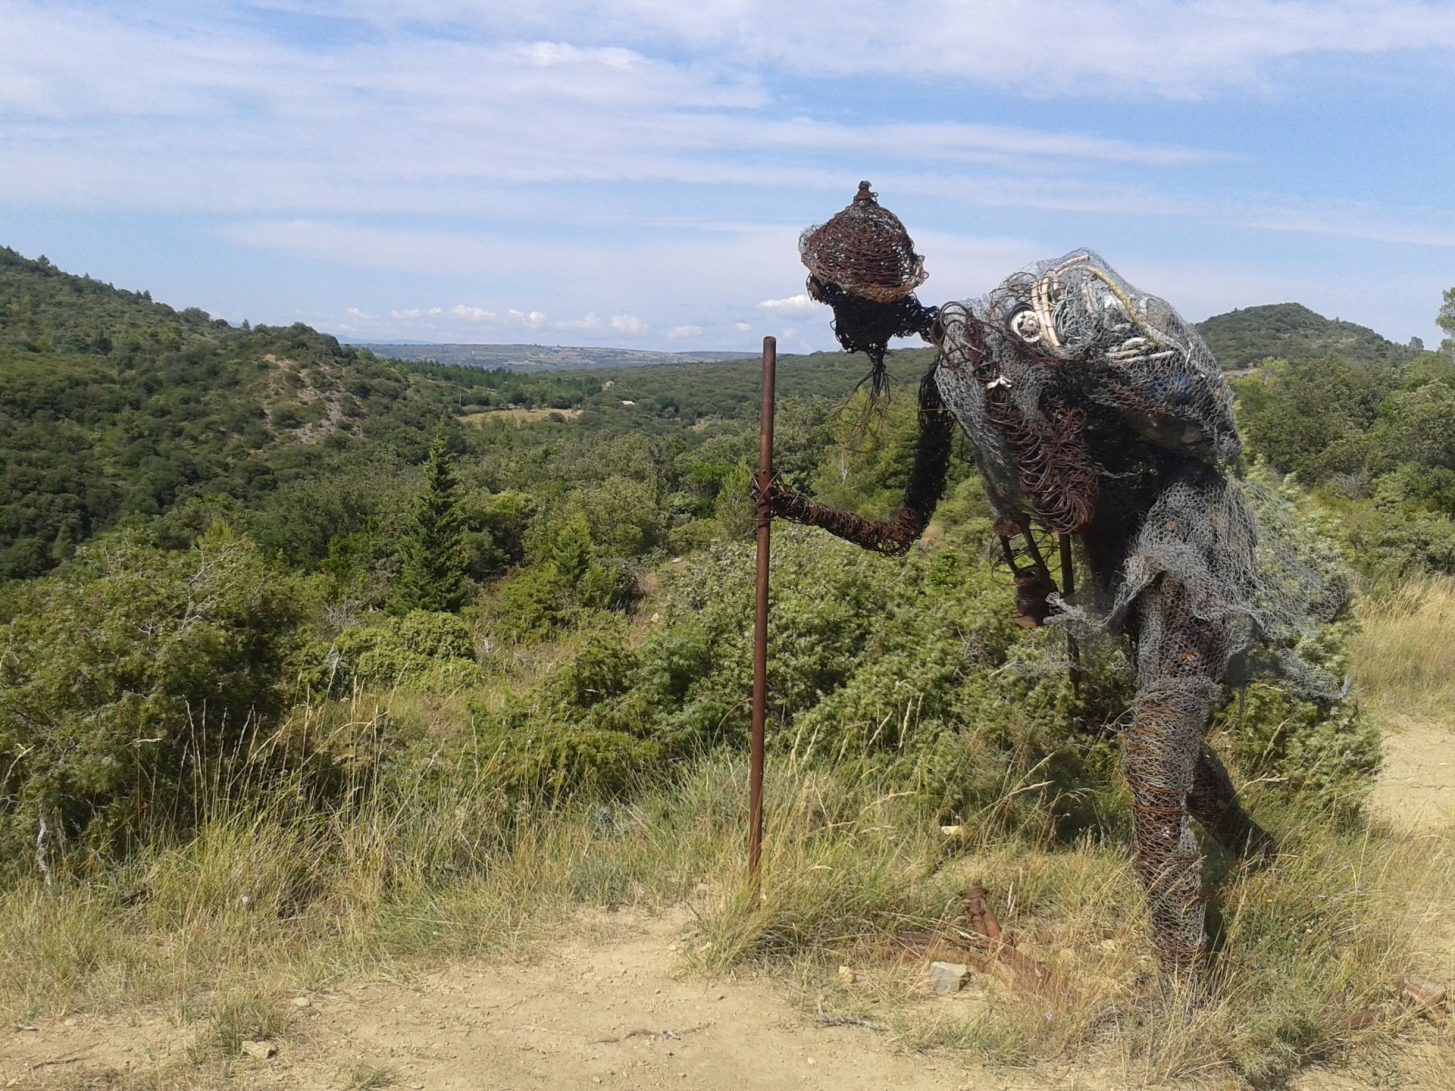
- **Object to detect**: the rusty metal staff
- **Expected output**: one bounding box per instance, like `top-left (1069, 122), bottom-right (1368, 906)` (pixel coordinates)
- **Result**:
top-left (749, 336), bottom-right (776, 893)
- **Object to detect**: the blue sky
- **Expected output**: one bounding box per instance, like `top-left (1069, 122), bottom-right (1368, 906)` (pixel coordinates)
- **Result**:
top-left (2, 0), bottom-right (1453, 354)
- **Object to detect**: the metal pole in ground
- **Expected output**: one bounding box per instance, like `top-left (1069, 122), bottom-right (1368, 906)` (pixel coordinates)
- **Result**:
top-left (749, 336), bottom-right (776, 894)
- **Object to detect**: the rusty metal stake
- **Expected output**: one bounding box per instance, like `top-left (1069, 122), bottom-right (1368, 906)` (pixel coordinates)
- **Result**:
top-left (749, 336), bottom-right (776, 895)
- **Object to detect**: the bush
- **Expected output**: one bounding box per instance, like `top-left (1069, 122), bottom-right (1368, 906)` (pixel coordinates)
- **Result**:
top-left (466, 490), bottom-right (1373, 829)
top-left (1218, 681), bottom-right (1380, 809)
top-left (463, 616), bottom-right (660, 799)
top-left (306, 610), bottom-right (478, 694)
top-left (0, 530), bottom-right (301, 866)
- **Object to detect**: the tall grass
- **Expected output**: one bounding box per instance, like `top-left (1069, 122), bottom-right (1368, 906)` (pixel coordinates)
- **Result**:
top-left (1351, 573), bottom-right (1455, 726)
top-left (3, 734), bottom-right (1450, 1087)
top-left (687, 758), bottom-right (1454, 1087)
top-left (0, 725), bottom-right (730, 1025)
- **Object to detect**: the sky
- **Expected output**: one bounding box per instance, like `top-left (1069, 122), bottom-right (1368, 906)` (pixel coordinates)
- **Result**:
top-left (2, 1), bottom-right (1453, 355)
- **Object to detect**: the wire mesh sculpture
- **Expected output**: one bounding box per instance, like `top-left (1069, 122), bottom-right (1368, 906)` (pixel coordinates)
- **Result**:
top-left (769, 182), bottom-right (1333, 985)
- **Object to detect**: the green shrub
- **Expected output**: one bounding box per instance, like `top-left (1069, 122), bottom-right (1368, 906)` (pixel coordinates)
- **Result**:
top-left (485, 723), bottom-right (665, 798)
top-left (1217, 679), bottom-right (1380, 812)
top-left (0, 530), bottom-right (301, 866)
top-left (466, 617), bottom-right (658, 799)
top-left (307, 610), bottom-right (478, 693)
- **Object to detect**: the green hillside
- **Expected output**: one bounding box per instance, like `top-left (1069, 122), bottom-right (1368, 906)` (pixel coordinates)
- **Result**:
top-left (0, 248), bottom-right (625, 580)
top-left (1194, 302), bottom-right (1415, 370)
top-left (0, 247), bottom-right (918, 581)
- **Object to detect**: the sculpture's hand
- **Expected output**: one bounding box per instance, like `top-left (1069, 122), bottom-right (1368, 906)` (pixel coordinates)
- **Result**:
top-left (1012, 568), bottom-right (1058, 628)
top-left (995, 519), bottom-right (1061, 628)
top-left (749, 473), bottom-right (801, 520)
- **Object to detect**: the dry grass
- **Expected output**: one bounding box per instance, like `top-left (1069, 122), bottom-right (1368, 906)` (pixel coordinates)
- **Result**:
top-left (1350, 573), bottom-right (1455, 727)
top-left (3, 741), bottom-right (1451, 1087)
top-left (684, 757), bottom-right (1455, 1088)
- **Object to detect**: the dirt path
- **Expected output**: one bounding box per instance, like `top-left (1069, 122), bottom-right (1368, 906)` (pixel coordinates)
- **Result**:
top-left (281, 911), bottom-right (989, 1091)
top-left (3, 909), bottom-right (1077, 1091)
top-left (1371, 716), bottom-right (1455, 833)
top-left (1288, 715), bottom-right (1455, 1091)
top-left (1366, 715), bottom-right (1455, 1017)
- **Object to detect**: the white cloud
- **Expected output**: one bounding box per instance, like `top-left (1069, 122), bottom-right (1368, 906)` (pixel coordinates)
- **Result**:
top-left (558, 312), bottom-right (603, 332)
top-left (610, 313), bottom-right (646, 335)
top-left (450, 304), bottom-right (498, 322)
top-left (390, 307), bottom-right (422, 319)
top-left (666, 324), bottom-right (704, 340)
top-left (757, 293), bottom-right (819, 316)
top-left (234, 0), bottom-right (1455, 98)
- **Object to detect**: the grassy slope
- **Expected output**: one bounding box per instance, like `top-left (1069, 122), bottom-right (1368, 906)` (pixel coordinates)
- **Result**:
top-left (4, 560), bottom-right (1452, 1089)
top-left (4, 731), bottom-right (1449, 1088)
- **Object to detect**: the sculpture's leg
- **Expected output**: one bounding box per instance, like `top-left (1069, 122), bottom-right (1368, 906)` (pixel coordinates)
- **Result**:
top-left (1124, 678), bottom-right (1213, 984)
top-left (1188, 743), bottom-right (1275, 862)
top-left (1123, 578), bottom-right (1223, 986)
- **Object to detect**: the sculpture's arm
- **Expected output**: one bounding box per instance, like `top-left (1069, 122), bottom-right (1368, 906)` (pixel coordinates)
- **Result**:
top-left (763, 372), bottom-right (953, 556)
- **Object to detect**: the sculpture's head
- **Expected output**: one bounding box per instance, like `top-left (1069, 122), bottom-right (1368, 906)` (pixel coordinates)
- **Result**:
top-left (799, 182), bottom-right (936, 399)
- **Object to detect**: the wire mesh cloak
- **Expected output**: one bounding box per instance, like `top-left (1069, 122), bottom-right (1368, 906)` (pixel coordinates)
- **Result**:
top-left (930, 251), bottom-right (1342, 694)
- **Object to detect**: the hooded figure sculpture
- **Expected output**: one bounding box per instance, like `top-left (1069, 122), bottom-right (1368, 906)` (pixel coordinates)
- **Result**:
top-left (766, 182), bottom-right (1324, 985)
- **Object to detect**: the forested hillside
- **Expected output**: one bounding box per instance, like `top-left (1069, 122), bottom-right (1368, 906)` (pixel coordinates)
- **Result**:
top-left (0, 246), bottom-right (905, 581)
top-left (1194, 301), bottom-right (1418, 370)
top-left (1233, 338), bottom-right (1455, 573)
top-left (3, 249), bottom-right (1452, 1086)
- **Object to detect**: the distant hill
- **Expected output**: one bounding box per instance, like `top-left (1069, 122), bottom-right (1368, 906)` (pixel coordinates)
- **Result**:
top-left (366, 305), bottom-right (1410, 374)
top-left (1193, 303), bottom-right (1415, 371)
top-left (359, 342), bottom-right (756, 371)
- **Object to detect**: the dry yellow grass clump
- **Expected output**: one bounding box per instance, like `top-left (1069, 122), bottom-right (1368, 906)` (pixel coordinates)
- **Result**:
top-left (1351, 573), bottom-right (1455, 727)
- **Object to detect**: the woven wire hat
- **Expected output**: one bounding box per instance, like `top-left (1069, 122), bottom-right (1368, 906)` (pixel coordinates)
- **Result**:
top-left (799, 182), bottom-right (927, 303)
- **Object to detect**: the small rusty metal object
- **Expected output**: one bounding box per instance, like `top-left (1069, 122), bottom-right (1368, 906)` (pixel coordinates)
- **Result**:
top-left (963, 886), bottom-right (1004, 944)
top-left (1396, 974), bottom-right (1449, 1023)
top-left (960, 887), bottom-right (1076, 1005)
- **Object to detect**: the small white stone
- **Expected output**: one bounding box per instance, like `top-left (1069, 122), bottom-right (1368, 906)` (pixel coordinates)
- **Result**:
top-left (928, 961), bottom-right (970, 995)
top-left (240, 1039), bottom-right (277, 1060)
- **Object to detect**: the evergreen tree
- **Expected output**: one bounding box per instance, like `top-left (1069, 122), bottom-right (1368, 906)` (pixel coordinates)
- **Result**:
top-left (394, 432), bottom-right (466, 613)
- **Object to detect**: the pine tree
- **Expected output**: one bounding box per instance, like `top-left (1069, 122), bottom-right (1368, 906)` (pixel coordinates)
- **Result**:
top-left (394, 432), bottom-right (466, 613)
